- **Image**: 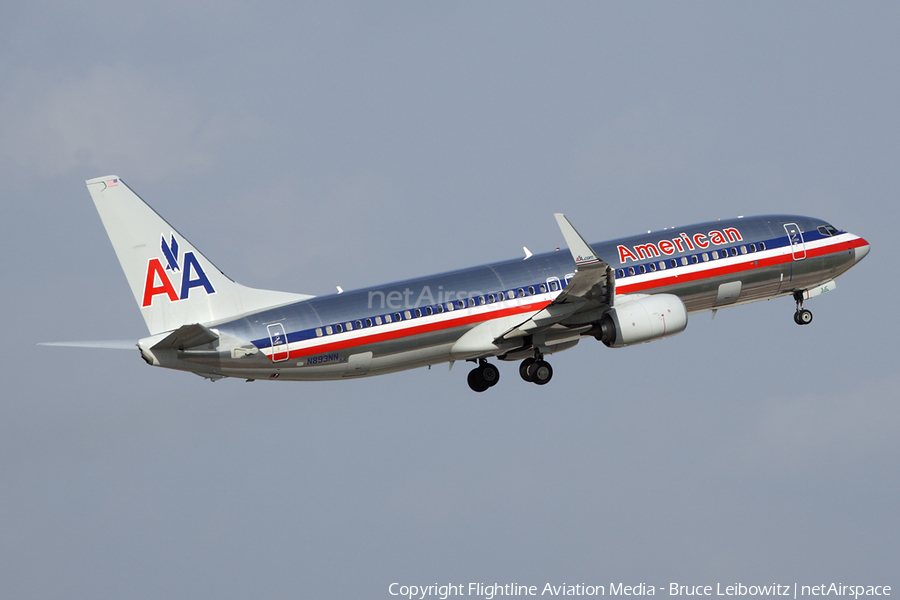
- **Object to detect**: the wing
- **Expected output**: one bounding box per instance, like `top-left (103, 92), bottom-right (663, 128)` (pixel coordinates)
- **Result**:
top-left (497, 213), bottom-right (614, 341)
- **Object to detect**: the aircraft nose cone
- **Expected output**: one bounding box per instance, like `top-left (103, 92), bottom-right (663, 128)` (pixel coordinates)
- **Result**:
top-left (854, 239), bottom-right (870, 263)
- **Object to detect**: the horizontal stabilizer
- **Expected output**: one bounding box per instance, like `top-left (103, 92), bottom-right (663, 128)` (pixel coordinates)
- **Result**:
top-left (151, 323), bottom-right (219, 350)
top-left (38, 340), bottom-right (137, 350)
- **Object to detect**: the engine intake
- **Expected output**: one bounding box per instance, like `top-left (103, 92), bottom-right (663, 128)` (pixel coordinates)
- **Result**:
top-left (590, 294), bottom-right (688, 348)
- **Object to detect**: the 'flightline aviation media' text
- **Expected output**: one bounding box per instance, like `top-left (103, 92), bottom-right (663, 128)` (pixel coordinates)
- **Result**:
top-left (388, 583), bottom-right (891, 600)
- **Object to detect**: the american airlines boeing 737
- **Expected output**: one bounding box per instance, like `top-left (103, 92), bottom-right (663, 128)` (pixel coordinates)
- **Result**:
top-left (46, 176), bottom-right (870, 392)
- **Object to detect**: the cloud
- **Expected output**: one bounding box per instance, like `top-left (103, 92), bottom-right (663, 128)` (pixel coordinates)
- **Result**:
top-left (0, 64), bottom-right (260, 181)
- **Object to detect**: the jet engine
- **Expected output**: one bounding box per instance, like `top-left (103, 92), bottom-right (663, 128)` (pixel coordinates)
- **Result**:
top-left (590, 294), bottom-right (688, 348)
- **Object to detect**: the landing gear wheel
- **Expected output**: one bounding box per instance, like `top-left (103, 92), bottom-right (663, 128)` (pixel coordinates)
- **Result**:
top-left (467, 368), bottom-right (489, 393)
top-left (531, 360), bottom-right (553, 385)
top-left (519, 357), bottom-right (536, 382)
top-left (480, 362), bottom-right (500, 387)
top-left (467, 361), bottom-right (500, 392)
top-left (793, 311), bottom-right (802, 325)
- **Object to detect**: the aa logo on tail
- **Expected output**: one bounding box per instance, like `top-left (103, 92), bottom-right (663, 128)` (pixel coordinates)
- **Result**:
top-left (141, 233), bottom-right (216, 307)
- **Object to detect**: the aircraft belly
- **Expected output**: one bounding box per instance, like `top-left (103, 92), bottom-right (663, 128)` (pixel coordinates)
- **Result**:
top-left (216, 324), bottom-right (470, 381)
top-left (222, 343), bottom-right (458, 381)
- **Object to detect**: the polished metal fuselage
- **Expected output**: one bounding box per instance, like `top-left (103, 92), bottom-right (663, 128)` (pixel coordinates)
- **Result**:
top-left (151, 214), bottom-right (868, 381)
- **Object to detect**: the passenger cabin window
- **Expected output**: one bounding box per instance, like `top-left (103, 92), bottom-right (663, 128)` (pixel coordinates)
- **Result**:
top-left (691, 255), bottom-right (698, 264)
top-left (355, 320), bottom-right (362, 329)
top-left (436, 304), bottom-right (444, 314)
top-left (681, 257), bottom-right (688, 266)
top-left (315, 327), bottom-right (323, 337)
top-left (617, 269), bottom-right (625, 278)
top-left (457, 300), bottom-right (465, 309)
top-left (326, 325), bottom-right (334, 335)
top-left (670, 259), bottom-right (678, 268)
top-left (628, 267), bottom-right (635, 276)
top-left (488, 294), bottom-right (495, 303)
top-left (393, 312), bottom-right (401, 322)
top-left (649, 262), bottom-right (657, 272)
top-left (345, 322), bottom-right (353, 331)
top-left (658, 261), bottom-right (666, 271)
top-left (469, 298), bottom-right (477, 307)
top-left (425, 306), bottom-right (433, 316)
top-left (528, 286), bottom-right (535, 295)
top-left (375, 316), bottom-right (383, 325)
top-left (478, 296), bottom-right (486, 305)
top-left (539, 283), bottom-right (547, 293)
top-left (740, 245), bottom-right (747, 255)
top-left (405, 310), bottom-right (412, 319)
top-left (750, 244), bottom-right (757, 252)
top-left (760, 242), bottom-right (766, 251)
top-left (731, 248), bottom-right (738, 256)
top-left (639, 265), bottom-right (646, 274)
top-left (702, 253), bottom-right (709, 262)
top-left (335, 324), bottom-right (343, 333)
top-left (446, 302), bottom-right (454, 311)
top-left (549, 280), bottom-right (560, 292)
top-left (517, 288), bottom-right (525, 298)
top-left (365, 318), bottom-right (372, 327)
top-left (414, 308), bottom-right (422, 318)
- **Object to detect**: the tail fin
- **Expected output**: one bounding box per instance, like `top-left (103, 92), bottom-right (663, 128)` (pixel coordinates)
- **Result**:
top-left (86, 176), bottom-right (313, 335)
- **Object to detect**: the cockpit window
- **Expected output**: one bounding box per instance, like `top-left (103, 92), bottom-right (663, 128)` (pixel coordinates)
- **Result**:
top-left (818, 225), bottom-right (839, 236)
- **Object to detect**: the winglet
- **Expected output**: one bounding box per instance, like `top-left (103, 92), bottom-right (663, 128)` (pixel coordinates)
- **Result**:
top-left (554, 214), bottom-right (602, 266)
top-left (552, 213), bottom-right (614, 306)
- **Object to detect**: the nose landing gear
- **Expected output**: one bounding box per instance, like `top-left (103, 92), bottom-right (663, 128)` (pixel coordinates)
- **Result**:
top-left (793, 291), bottom-right (813, 325)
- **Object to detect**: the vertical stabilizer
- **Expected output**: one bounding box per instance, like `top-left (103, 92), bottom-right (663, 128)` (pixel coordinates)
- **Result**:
top-left (86, 176), bottom-right (313, 335)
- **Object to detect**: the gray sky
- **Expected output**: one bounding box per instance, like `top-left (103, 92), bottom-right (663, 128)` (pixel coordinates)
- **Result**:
top-left (2, 2), bottom-right (898, 598)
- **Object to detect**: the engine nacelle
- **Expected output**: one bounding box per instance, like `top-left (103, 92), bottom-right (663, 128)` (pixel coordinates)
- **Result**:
top-left (592, 294), bottom-right (688, 348)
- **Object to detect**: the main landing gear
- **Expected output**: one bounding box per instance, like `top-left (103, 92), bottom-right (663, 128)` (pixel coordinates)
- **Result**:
top-left (519, 352), bottom-right (553, 386)
top-left (465, 352), bottom-right (555, 392)
top-left (467, 359), bottom-right (500, 393)
top-left (793, 291), bottom-right (813, 325)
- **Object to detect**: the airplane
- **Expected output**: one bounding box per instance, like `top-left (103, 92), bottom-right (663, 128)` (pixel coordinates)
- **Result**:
top-left (44, 176), bottom-right (870, 392)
